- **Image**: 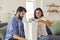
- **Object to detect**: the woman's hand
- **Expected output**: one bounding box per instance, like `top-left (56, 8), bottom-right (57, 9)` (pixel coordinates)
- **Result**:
top-left (43, 20), bottom-right (52, 26)
top-left (36, 19), bottom-right (52, 26)
top-left (36, 19), bottom-right (44, 22)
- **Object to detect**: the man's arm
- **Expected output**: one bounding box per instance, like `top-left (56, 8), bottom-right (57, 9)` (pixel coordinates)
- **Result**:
top-left (12, 20), bottom-right (26, 40)
top-left (8, 19), bottom-right (26, 40)
top-left (13, 34), bottom-right (26, 40)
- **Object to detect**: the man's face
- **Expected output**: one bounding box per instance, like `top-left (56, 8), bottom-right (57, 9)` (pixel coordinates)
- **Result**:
top-left (18, 11), bottom-right (26, 19)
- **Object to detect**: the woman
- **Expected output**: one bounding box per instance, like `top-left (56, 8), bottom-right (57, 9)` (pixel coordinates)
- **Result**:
top-left (34, 8), bottom-right (52, 40)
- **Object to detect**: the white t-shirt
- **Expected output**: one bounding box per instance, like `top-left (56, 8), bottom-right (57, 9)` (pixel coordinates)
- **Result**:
top-left (37, 17), bottom-right (48, 37)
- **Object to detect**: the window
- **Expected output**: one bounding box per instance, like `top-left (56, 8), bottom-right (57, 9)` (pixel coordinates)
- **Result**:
top-left (26, 1), bottom-right (34, 21)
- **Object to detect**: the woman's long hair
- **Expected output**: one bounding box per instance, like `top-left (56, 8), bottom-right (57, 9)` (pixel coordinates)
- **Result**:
top-left (34, 8), bottom-right (43, 19)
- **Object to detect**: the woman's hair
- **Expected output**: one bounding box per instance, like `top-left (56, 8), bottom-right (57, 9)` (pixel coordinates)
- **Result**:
top-left (34, 8), bottom-right (43, 19)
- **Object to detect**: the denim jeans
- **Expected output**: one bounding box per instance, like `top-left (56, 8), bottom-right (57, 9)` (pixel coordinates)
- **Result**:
top-left (37, 35), bottom-right (49, 40)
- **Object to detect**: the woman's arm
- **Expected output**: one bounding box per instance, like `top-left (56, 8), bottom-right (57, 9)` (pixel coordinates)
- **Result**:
top-left (49, 20), bottom-right (60, 22)
top-left (43, 20), bottom-right (52, 27)
top-left (36, 19), bottom-right (52, 27)
top-left (36, 18), bottom-right (60, 27)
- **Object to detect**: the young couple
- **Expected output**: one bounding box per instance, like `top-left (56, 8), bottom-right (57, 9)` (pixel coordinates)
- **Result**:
top-left (5, 6), bottom-right (52, 40)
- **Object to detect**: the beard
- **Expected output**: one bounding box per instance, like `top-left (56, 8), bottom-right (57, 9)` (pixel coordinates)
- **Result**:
top-left (18, 15), bottom-right (23, 20)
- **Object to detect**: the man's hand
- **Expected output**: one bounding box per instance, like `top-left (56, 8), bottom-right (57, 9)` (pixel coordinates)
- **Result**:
top-left (18, 37), bottom-right (26, 40)
top-left (13, 34), bottom-right (26, 40)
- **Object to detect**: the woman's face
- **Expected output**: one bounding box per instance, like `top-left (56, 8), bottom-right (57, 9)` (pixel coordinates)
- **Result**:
top-left (35, 10), bottom-right (41, 18)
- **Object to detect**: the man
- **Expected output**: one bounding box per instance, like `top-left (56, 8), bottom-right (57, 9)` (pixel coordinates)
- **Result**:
top-left (5, 6), bottom-right (27, 40)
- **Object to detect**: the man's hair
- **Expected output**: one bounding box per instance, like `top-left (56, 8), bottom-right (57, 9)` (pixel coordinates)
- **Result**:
top-left (16, 6), bottom-right (27, 13)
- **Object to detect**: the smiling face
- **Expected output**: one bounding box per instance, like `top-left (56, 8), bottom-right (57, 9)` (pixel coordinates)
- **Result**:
top-left (17, 11), bottom-right (26, 20)
top-left (16, 6), bottom-right (27, 20)
top-left (34, 8), bottom-right (43, 19)
top-left (35, 10), bottom-right (42, 19)
top-left (19, 11), bottom-right (25, 18)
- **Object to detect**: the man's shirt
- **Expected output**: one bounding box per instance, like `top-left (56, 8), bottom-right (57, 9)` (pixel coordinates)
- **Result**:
top-left (5, 15), bottom-right (25, 40)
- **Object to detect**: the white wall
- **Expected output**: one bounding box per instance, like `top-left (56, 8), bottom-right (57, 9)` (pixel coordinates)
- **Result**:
top-left (43, 0), bottom-right (60, 20)
top-left (35, 0), bottom-right (60, 20)
top-left (35, 0), bottom-right (41, 8)
top-left (0, 0), bottom-right (26, 22)
top-left (26, 0), bottom-right (35, 1)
